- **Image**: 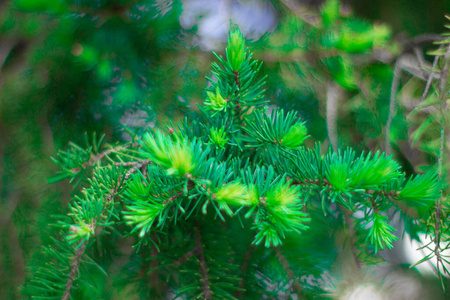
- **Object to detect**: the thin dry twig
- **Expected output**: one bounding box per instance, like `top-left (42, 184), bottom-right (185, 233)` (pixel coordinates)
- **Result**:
top-left (437, 46), bottom-right (450, 179)
top-left (420, 45), bottom-right (442, 103)
top-left (326, 82), bottom-right (339, 151)
top-left (385, 59), bottom-right (402, 155)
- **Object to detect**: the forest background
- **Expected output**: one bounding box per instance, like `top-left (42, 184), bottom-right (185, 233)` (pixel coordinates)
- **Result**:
top-left (2, 0), bottom-right (450, 298)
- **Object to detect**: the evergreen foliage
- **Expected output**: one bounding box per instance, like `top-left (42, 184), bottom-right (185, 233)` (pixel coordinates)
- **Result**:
top-left (22, 27), bottom-right (444, 299)
top-left (3, 0), bottom-right (450, 298)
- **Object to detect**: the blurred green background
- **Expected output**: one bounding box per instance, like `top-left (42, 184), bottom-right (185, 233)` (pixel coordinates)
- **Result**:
top-left (1, 0), bottom-right (450, 298)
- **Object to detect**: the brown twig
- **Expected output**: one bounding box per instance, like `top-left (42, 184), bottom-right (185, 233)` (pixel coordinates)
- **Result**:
top-left (437, 46), bottom-right (450, 179)
top-left (62, 243), bottom-right (86, 300)
top-left (232, 70), bottom-right (245, 120)
top-left (292, 179), bottom-right (399, 198)
top-left (420, 45), bottom-right (442, 103)
top-left (172, 247), bottom-right (198, 268)
top-left (235, 244), bottom-right (254, 298)
top-left (343, 209), bottom-right (362, 270)
top-left (70, 142), bottom-right (140, 174)
top-left (195, 222), bottom-right (212, 300)
top-left (274, 247), bottom-right (305, 297)
top-left (122, 159), bottom-right (152, 181)
top-left (150, 232), bottom-right (168, 296)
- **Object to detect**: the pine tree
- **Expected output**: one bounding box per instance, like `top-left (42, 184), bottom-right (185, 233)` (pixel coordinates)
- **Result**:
top-left (21, 27), bottom-right (444, 299)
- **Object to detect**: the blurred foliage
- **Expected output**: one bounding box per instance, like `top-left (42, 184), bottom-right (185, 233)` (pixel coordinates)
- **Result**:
top-left (350, 0), bottom-right (450, 36)
top-left (1, 0), bottom-right (450, 298)
top-left (0, 0), bottom-right (208, 298)
top-left (259, 0), bottom-right (398, 150)
top-left (1, 0), bottom-right (212, 146)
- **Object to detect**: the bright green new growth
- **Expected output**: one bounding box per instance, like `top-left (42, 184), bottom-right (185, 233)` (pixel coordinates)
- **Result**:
top-left (141, 131), bottom-right (195, 176)
top-left (226, 29), bottom-right (246, 71)
top-left (23, 27), bottom-right (443, 299)
top-left (281, 122), bottom-right (309, 148)
top-left (204, 86), bottom-right (227, 112)
top-left (266, 180), bottom-right (299, 206)
top-left (209, 127), bottom-right (229, 148)
top-left (215, 181), bottom-right (248, 206)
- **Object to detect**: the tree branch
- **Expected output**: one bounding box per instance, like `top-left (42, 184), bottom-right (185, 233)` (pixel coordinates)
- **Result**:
top-left (420, 45), bottom-right (442, 103)
top-left (195, 223), bottom-right (212, 300)
top-left (343, 209), bottom-right (362, 270)
top-left (70, 142), bottom-right (140, 174)
top-left (63, 162), bottom-right (135, 299)
top-left (121, 159), bottom-right (152, 181)
top-left (385, 59), bottom-right (402, 155)
top-left (326, 82), bottom-right (339, 151)
top-left (278, 0), bottom-right (319, 27)
top-left (274, 247), bottom-right (305, 297)
top-left (437, 46), bottom-right (450, 180)
top-left (235, 244), bottom-right (254, 298)
top-left (173, 246), bottom-right (197, 268)
top-left (62, 243), bottom-right (86, 300)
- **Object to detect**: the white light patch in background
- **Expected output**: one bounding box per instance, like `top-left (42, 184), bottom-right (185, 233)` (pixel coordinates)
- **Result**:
top-left (334, 271), bottom-right (423, 300)
top-left (341, 284), bottom-right (383, 300)
top-left (180, 0), bottom-right (277, 50)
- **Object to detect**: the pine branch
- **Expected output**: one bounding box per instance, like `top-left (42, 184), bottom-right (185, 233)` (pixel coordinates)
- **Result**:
top-left (70, 143), bottom-right (140, 174)
top-left (62, 243), bottom-right (86, 300)
top-left (139, 246), bottom-right (151, 294)
top-left (172, 246), bottom-right (197, 268)
top-left (233, 70), bottom-right (244, 119)
top-left (274, 247), bottom-right (306, 297)
top-left (195, 222), bottom-right (212, 300)
top-left (121, 159), bottom-right (152, 181)
top-left (235, 244), bottom-right (253, 298)
top-left (150, 232), bottom-right (168, 296)
top-left (61, 161), bottom-right (133, 299)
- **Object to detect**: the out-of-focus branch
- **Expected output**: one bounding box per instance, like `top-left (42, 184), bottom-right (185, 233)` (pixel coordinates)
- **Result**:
top-left (421, 46), bottom-right (442, 103)
top-left (0, 39), bottom-right (15, 87)
top-left (278, 0), bottom-right (319, 27)
top-left (326, 82), bottom-right (339, 151)
top-left (385, 59), bottom-right (401, 155)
